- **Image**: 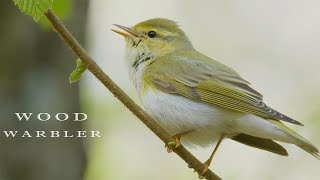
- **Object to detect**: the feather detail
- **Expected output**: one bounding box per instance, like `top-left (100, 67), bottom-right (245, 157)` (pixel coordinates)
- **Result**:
top-left (266, 119), bottom-right (319, 159)
top-left (231, 134), bottom-right (288, 156)
top-left (144, 51), bottom-right (303, 125)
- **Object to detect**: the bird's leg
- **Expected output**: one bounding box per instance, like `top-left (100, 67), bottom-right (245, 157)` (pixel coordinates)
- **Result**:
top-left (200, 136), bottom-right (224, 176)
top-left (166, 130), bottom-right (193, 153)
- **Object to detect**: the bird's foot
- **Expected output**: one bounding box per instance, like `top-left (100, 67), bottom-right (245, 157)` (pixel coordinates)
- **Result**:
top-left (165, 136), bottom-right (182, 153)
top-left (199, 136), bottom-right (224, 179)
top-left (198, 161), bottom-right (210, 179)
top-left (165, 130), bottom-right (193, 153)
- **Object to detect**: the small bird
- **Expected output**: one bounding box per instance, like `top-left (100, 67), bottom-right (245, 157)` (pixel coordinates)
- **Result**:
top-left (112, 18), bottom-right (319, 173)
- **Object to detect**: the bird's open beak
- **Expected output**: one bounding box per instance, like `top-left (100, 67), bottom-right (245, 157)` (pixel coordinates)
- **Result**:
top-left (111, 24), bottom-right (139, 38)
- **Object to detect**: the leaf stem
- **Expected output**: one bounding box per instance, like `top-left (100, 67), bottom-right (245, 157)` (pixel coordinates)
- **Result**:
top-left (44, 9), bottom-right (221, 180)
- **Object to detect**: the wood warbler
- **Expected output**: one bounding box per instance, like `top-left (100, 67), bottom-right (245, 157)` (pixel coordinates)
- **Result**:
top-left (112, 18), bottom-right (319, 172)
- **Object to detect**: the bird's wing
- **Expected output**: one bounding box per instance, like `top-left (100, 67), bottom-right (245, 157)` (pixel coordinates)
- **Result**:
top-left (143, 53), bottom-right (303, 125)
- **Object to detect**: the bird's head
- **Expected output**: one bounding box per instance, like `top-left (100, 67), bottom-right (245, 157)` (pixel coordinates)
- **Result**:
top-left (112, 18), bottom-right (193, 59)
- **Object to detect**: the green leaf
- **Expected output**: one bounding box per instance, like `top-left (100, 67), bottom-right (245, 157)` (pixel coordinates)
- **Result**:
top-left (69, 58), bottom-right (87, 84)
top-left (13, 0), bottom-right (53, 22)
top-left (39, 0), bottom-right (72, 28)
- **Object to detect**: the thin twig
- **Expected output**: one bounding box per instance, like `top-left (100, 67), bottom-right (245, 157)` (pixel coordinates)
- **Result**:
top-left (44, 9), bottom-right (221, 180)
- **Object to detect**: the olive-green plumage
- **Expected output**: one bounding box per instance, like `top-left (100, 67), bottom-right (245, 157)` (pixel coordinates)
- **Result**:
top-left (143, 50), bottom-right (302, 125)
top-left (143, 49), bottom-right (319, 158)
top-left (113, 18), bottom-right (319, 163)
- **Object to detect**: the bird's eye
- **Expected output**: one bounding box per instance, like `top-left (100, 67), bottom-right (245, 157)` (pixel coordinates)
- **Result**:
top-left (147, 31), bottom-right (157, 38)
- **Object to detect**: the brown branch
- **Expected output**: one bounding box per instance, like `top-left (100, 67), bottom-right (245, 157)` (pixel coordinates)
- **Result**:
top-left (44, 9), bottom-right (221, 180)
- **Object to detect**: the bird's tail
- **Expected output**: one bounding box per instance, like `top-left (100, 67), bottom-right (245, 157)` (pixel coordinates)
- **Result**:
top-left (267, 119), bottom-right (319, 159)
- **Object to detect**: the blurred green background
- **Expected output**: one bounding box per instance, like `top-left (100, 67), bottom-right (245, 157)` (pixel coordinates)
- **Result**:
top-left (1, 0), bottom-right (319, 180)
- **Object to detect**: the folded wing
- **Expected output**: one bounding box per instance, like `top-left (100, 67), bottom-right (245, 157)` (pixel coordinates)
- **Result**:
top-left (144, 53), bottom-right (303, 126)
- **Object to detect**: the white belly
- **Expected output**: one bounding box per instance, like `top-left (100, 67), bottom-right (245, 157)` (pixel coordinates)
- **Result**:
top-left (141, 89), bottom-right (293, 148)
top-left (141, 89), bottom-right (239, 148)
